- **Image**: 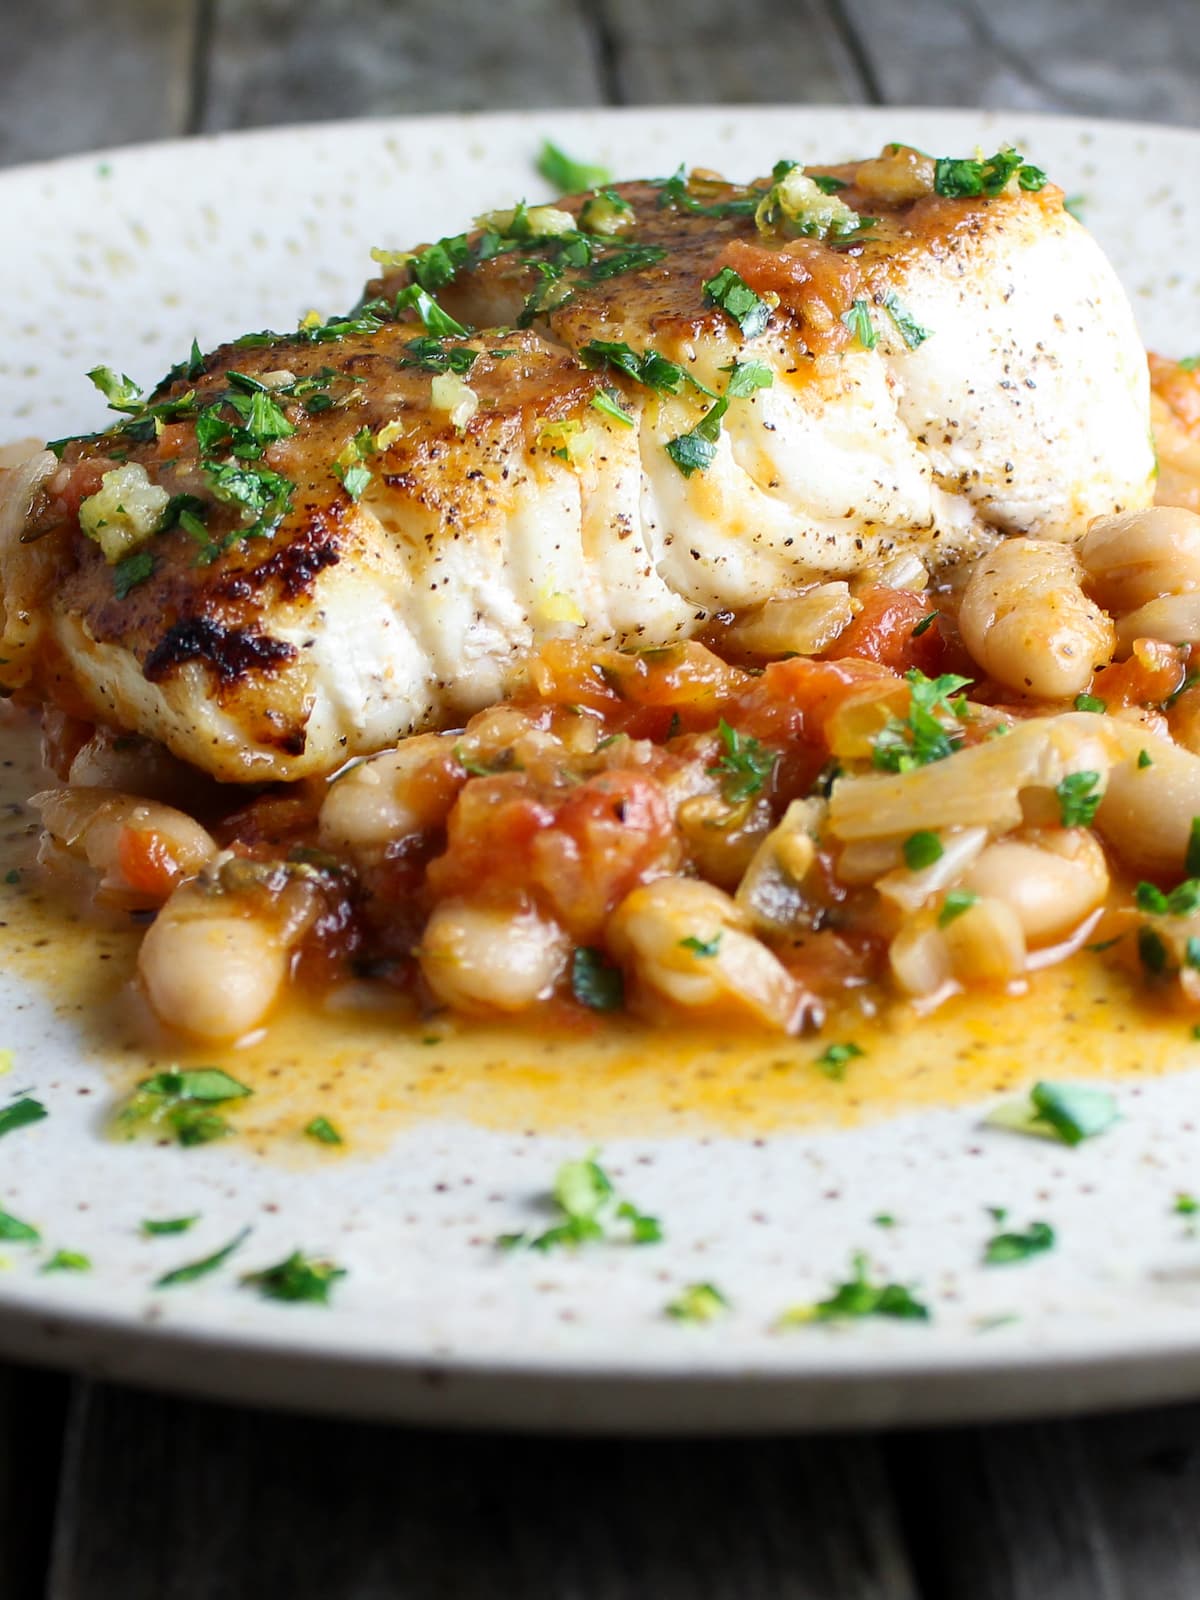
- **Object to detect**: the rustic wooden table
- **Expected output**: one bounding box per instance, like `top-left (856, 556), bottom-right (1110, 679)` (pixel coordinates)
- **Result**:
top-left (4, 1), bottom-right (1200, 1594)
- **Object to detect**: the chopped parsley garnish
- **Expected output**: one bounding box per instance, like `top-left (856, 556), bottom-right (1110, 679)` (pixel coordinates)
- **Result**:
top-left (987, 1080), bottom-right (1119, 1145)
top-left (933, 150), bottom-right (1047, 198)
top-left (654, 166), bottom-right (761, 219)
top-left (0, 1209), bottom-right (39, 1243)
top-left (703, 266), bottom-right (770, 339)
top-left (984, 1219), bottom-right (1055, 1265)
top-left (398, 336), bottom-right (479, 376)
top-left (155, 1226), bottom-right (251, 1289)
top-left (141, 1216), bottom-right (199, 1236)
top-left (571, 947), bottom-right (625, 1012)
top-left (536, 140), bottom-right (612, 194)
top-left (0, 1096), bottom-right (47, 1140)
top-left (304, 1116), bottom-right (343, 1147)
top-left (872, 670), bottom-right (972, 772)
top-left (87, 365), bottom-right (145, 414)
top-left (778, 1252), bottom-right (930, 1326)
top-left (938, 889), bottom-right (978, 927)
top-left (588, 244), bottom-right (667, 279)
top-left (680, 934), bottom-right (722, 958)
top-left (814, 1041), bottom-right (864, 1081)
top-left (911, 610), bottom-right (939, 638)
top-left (664, 360), bottom-right (772, 477)
top-left (1135, 878), bottom-right (1200, 917)
top-left (393, 283), bottom-right (471, 338)
top-left (665, 1282), bottom-right (730, 1322)
top-left (841, 299), bottom-right (877, 350)
top-left (112, 547), bottom-right (155, 599)
top-left (711, 719), bottom-right (776, 802)
top-left (113, 1068), bottom-right (252, 1147)
top-left (1175, 1193), bottom-right (1200, 1216)
top-left (1138, 749), bottom-right (1154, 769)
top-left (881, 293), bottom-right (932, 349)
top-left (903, 830), bottom-right (943, 871)
top-left (1139, 926), bottom-right (1170, 975)
top-left (242, 1250), bottom-right (346, 1304)
top-left (579, 339), bottom-right (685, 394)
top-left (591, 387), bottom-right (634, 428)
top-left (42, 1250), bottom-right (91, 1274)
top-left (1031, 1081), bottom-right (1118, 1144)
top-left (1074, 693), bottom-right (1106, 714)
top-left (333, 462), bottom-right (372, 501)
top-left (498, 1156), bottom-right (661, 1253)
top-left (1055, 771), bottom-right (1103, 828)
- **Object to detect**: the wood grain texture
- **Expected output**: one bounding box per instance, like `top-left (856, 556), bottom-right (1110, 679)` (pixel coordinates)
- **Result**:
top-left (197, 0), bottom-right (606, 131)
top-left (0, 0), bottom-right (198, 167)
top-left (594, 0), bottom-right (870, 105)
top-left (47, 1381), bottom-right (919, 1600)
top-left (842, 0), bottom-right (1200, 126)
top-left (0, 1362), bottom-right (70, 1600)
top-left (887, 1405), bottom-right (1200, 1600)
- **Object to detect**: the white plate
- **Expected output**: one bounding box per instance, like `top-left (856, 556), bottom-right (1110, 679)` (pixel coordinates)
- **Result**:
top-left (2, 107), bottom-right (1200, 1433)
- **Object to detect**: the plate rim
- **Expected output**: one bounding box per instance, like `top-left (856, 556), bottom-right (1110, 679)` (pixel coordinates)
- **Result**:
top-left (4, 102), bottom-right (1200, 1431)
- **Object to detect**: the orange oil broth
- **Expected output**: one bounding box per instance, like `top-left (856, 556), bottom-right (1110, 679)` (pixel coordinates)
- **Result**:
top-left (0, 715), bottom-right (1194, 1157)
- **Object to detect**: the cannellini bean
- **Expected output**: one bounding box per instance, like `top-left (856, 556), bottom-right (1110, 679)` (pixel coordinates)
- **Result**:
top-left (729, 584), bottom-right (856, 658)
top-left (1097, 730), bottom-right (1200, 877)
top-left (32, 787), bottom-right (215, 902)
top-left (1114, 592), bottom-right (1200, 653)
top-left (1080, 506), bottom-right (1200, 611)
top-left (138, 880), bottom-right (313, 1040)
top-left (958, 538), bottom-right (1114, 699)
top-left (961, 830), bottom-right (1108, 945)
top-left (608, 877), bottom-right (806, 1032)
top-left (941, 897), bottom-right (1027, 983)
top-left (319, 733), bottom-right (461, 857)
top-left (418, 898), bottom-right (569, 1014)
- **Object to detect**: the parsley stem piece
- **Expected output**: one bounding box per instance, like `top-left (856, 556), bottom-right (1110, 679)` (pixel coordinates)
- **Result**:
top-left (0, 1097), bottom-right (47, 1139)
top-left (155, 1226), bottom-right (251, 1289)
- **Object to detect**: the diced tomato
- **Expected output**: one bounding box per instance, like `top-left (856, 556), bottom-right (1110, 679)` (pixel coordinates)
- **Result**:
top-left (426, 775), bottom-right (557, 902)
top-left (54, 459), bottom-right (110, 518)
top-left (1091, 638), bottom-right (1186, 710)
top-left (826, 585), bottom-right (947, 675)
top-left (116, 827), bottom-right (181, 902)
top-left (529, 770), bottom-right (678, 939)
top-left (709, 237), bottom-right (859, 349)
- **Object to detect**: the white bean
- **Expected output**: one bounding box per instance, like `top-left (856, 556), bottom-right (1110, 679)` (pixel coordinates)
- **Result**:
top-left (1097, 733), bottom-right (1200, 877)
top-left (138, 886), bottom-right (295, 1040)
top-left (1114, 592), bottom-right (1200, 654)
top-left (961, 830), bottom-right (1109, 945)
top-left (32, 787), bottom-right (215, 903)
top-left (418, 898), bottom-right (569, 1014)
top-left (958, 538), bottom-right (1114, 699)
top-left (1080, 506), bottom-right (1200, 611)
top-left (319, 733), bottom-right (461, 857)
top-left (608, 877), bottom-right (805, 1032)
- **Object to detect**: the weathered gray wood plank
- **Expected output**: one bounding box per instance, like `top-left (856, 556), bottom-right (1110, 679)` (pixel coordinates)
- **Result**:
top-left (595, 0), bottom-right (870, 105)
top-left (0, 0), bottom-right (198, 168)
top-left (47, 1380), bottom-right (918, 1599)
top-left (887, 1404), bottom-right (1200, 1600)
top-left (841, 0), bottom-right (1200, 125)
top-left (0, 1362), bottom-right (70, 1600)
top-left (197, 0), bottom-right (606, 131)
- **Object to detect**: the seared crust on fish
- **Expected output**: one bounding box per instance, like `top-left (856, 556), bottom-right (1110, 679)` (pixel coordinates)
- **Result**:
top-left (0, 151), bottom-right (1155, 780)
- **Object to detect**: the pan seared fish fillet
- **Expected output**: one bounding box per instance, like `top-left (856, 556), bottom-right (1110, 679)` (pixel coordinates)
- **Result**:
top-left (0, 148), bottom-right (1154, 781)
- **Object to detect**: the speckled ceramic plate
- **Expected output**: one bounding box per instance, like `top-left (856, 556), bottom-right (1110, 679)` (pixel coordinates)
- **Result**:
top-left (2, 107), bottom-right (1200, 1433)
